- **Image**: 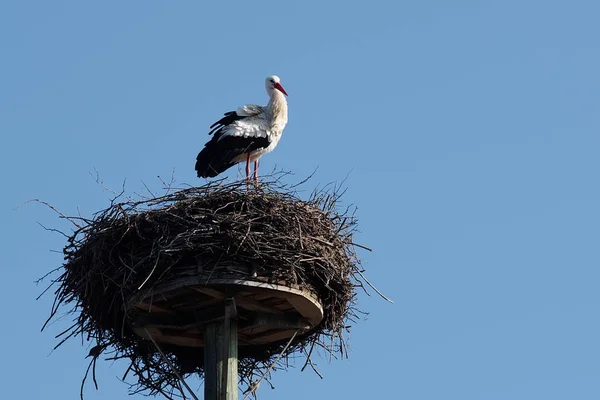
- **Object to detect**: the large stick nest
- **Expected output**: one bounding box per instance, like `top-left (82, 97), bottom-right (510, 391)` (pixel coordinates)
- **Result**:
top-left (41, 174), bottom-right (371, 398)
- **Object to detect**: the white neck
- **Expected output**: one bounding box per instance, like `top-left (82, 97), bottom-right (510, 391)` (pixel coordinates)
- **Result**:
top-left (267, 89), bottom-right (288, 125)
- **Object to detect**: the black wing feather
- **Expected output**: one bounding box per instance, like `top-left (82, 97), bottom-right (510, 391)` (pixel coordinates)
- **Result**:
top-left (195, 133), bottom-right (270, 178)
top-left (208, 111), bottom-right (248, 136)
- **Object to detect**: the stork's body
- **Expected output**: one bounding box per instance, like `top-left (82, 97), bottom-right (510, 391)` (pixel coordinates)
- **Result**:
top-left (195, 76), bottom-right (288, 181)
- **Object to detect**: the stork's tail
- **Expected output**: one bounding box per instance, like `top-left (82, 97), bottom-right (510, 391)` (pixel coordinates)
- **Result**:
top-left (195, 149), bottom-right (234, 178)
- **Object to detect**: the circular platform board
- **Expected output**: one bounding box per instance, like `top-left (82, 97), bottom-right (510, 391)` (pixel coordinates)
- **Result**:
top-left (128, 277), bottom-right (324, 348)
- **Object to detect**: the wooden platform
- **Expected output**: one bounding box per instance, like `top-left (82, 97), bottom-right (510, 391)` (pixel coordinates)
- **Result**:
top-left (128, 277), bottom-right (324, 347)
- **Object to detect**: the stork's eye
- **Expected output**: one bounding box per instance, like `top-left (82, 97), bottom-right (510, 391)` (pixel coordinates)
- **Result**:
top-left (270, 79), bottom-right (275, 83)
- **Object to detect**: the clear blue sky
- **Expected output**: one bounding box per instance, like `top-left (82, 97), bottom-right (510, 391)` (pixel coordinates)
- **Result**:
top-left (2, 1), bottom-right (599, 399)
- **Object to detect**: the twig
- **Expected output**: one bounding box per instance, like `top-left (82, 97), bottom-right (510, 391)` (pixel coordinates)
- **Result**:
top-left (80, 356), bottom-right (98, 400)
top-left (137, 252), bottom-right (160, 290)
top-left (34, 266), bottom-right (62, 285)
top-left (242, 330), bottom-right (299, 400)
top-left (143, 328), bottom-right (199, 400)
top-left (354, 268), bottom-right (394, 303)
top-left (37, 222), bottom-right (69, 238)
top-left (141, 180), bottom-right (156, 198)
top-left (16, 199), bottom-right (82, 229)
top-left (296, 216), bottom-right (304, 250)
top-left (300, 340), bottom-right (323, 378)
top-left (301, 346), bottom-right (324, 379)
top-left (289, 166), bottom-right (319, 189)
top-left (307, 236), bottom-right (334, 247)
top-left (350, 242), bottom-right (373, 252)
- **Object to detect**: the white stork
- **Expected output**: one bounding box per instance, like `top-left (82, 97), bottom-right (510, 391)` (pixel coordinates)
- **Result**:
top-left (195, 75), bottom-right (288, 181)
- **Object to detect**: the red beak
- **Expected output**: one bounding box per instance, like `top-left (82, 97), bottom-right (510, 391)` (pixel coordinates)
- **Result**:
top-left (274, 82), bottom-right (288, 96)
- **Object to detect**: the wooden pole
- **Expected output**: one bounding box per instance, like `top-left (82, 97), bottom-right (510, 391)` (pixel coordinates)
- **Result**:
top-left (204, 322), bottom-right (222, 400)
top-left (222, 298), bottom-right (238, 400)
top-left (204, 298), bottom-right (238, 400)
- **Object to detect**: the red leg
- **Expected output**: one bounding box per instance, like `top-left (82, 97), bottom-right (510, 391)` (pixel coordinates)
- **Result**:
top-left (245, 154), bottom-right (250, 180)
top-left (253, 160), bottom-right (259, 182)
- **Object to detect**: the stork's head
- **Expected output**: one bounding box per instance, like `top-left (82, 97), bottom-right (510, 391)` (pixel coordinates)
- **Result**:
top-left (266, 75), bottom-right (288, 96)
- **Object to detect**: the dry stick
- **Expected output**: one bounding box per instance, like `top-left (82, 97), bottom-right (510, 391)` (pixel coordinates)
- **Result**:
top-left (242, 330), bottom-right (299, 400)
top-left (307, 236), bottom-right (334, 247)
top-left (354, 268), bottom-right (394, 304)
top-left (303, 354), bottom-right (324, 379)
top-left (350, 242), bottom-right (373, 252)
top-left (138, 252), bottom-right (160, 290)
top-left (16, 198), bottom-right (83, 229)
top-left (300, 341), bottom-right (323, 378)
top-left (296, 216), bottom-right (304, 250)
top-left (80, 357), bottom-right (98, 400)
top-left (300, 341), bottom-right (316, 372)
top-left (143, 328), bottom-right (199, 400)
top-left (35, 266), bottom-right (62, 286)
